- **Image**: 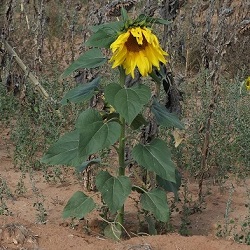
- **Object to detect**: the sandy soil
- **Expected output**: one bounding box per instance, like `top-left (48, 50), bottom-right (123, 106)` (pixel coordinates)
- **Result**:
top-left (0, 128), bottom-right (249, 250)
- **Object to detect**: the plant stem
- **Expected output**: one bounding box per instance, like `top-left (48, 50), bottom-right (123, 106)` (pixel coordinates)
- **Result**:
top-left (117, 67), bottom-right (126, 232)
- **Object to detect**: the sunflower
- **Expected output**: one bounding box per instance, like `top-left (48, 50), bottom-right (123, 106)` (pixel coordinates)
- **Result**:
top-left (109, 26), bottom-right (168, 78)
top-left (245, 76), bottom-right (250, 91)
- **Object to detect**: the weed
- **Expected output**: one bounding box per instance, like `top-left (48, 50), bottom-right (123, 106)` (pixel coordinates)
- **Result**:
top-left (234, 187), bottom-right (250, 245)
top-left (29, 169), bottom-right (48, 224)
top-left (216, 185), bottom-right (235, 238)
top-left (215, 183), bottom-right (250, 245)
top-left (179, 181), bottom-right (191, 236)
top-left (0, 177), bottom-right (13, 200)
top-left (42, 166), bottom-right (64, 184)
top-left (0, 0), bottom-right (249, 243)
top-left (33, 201), bottom-right (48, 224)
top-left (15, 174), bottom-right (27, 196)
top-left (0, 200), bottom-right (11, 216)
top-left (0, 177), bottom-right (13, 216)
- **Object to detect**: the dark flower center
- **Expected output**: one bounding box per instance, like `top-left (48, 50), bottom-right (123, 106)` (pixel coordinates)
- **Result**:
top-left (125, 33), bottom-right (148, 52)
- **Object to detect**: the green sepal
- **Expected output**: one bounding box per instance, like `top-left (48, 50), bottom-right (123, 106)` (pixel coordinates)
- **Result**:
top-left (90, 21), bottom-right (124, 33)
top-left (132, 14), bottom-right (172, 27)
top-left (146, 16), bottom-right (172, 26)
top-left (121, 7), bottom-right (129, 23)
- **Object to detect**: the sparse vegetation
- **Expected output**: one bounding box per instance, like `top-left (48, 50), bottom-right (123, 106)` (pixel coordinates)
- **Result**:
top-left (0, 0), bottom-right (249, 247)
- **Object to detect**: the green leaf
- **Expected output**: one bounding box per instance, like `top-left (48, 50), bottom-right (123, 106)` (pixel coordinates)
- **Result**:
top-left (85, 28), bottom-right (118, 48)
top-left (132, 138), bottom-right (176, 183)
top-left (147, 17), bottom-right (172, 26)
top-left (104, 224), bottom-right (122, 241)
top-left (124, 84), bottom-right (151, 107)
top-left (121, 7), bottom-right (128, 22)
top-left (61, 49), bottom-right (107, 78)
top-left (130, 113), bottom-right (148, 130)
top-left (156, 169), bottom-right (182, 201)
top-left (76, 109), bottom-right (121, 157)
top-left (132, 185), bottom-right (146, 194)
top-left (149, 70), bottom-right (163, 85)
top-left (133, 14), bottom-right (147, 26)
top-left (61, 77), bottom-right (101, 106)
top-left (63, 191), bottom-right (96, 219)
top-left (90, 21), bottom-right (123, 33)
top-left (96, 171), bottom-right (132, 214)
top-left (86, 21), bottom-right (123, 48)
top-left (151, 99), bottom-right (184, 129)
top-left (75, 158), bottom-right (101, 173)
top-left (145, 215), bottom-right (157, 235)
top-left (140, 188), bottom-right (169, 222)
top-left (105, 83), bottom-right (151, 124)
top-left (41, 130), bottom-right (85, 167)
top-left (104, 82), bottom-right (122, 105)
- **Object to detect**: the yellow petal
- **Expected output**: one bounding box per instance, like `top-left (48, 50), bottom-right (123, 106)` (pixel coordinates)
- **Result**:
top-left (109, 26), bottom-right (168, 78)
top-left (110, 46), bottom-right (127, 68)
top-left (131, 27), bottom-right (143, 45)
top-left (136, 51), bottom-right (148, 76)
top-left (141, 27), bottom-right (152, 44)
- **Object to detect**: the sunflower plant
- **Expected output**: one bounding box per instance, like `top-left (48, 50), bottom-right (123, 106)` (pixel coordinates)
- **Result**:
top-left (42, 9), bottom-right (184, 239)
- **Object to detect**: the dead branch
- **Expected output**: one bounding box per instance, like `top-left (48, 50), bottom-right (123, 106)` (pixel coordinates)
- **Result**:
top-left (1, 39), bottom-right (61, 117)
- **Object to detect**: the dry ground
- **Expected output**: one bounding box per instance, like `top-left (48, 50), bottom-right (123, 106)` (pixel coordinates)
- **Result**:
top-left (0, 128), bottom-right (249, 250)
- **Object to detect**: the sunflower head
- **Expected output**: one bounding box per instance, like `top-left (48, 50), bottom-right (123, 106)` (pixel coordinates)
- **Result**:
top-left (109, 26), bottom-right (168, 78)
top-left (245, 76), bottom-right (250, 91)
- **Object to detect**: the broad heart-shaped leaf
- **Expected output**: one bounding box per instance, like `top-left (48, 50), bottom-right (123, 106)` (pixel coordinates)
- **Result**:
top-left (96, 171), bottom-right (132, 214)
top-left (104, 83), bottom-right (122, 105)
top-left (104, 83), bottom-right (151, 124)
top-left (41, 130), bottom-right (85, 167)
top-left (104, 224), bottom-right (122, 241)
top-left (156, 169), bottom-right (182, 201)
top-left (75, 158), bottom-right (101, 173)
top-left (76, 109), bottom-right (120, 157)
top-left (61, 77), bottom-right (101, 106)
top-left (61, 49), bottom-right (107, 78)
top-left (130, 113), bottom-right (148, 130)
top-left (132, 138), bottom-right (176, 183)
top-left (63, 191), bottom-right (96, 219)
top-left (151, 99), bottom-right (184, 129)
top-left (140, 188), bottom-right (169, 222)
top-left (85, 28), bottom-right (118, 48)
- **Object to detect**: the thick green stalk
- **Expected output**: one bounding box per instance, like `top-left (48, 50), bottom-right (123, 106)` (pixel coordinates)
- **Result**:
top-left (117, 67), bottom-right (126, 232)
